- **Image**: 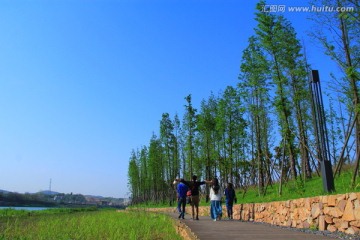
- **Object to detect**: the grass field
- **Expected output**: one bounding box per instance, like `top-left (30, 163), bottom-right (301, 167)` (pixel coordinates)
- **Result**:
top-left (0, 208), bottom-right (182, 240)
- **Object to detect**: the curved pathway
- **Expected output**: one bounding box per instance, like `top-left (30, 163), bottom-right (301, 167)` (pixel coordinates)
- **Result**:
top-left (168, 213), bottom-right (337, 240)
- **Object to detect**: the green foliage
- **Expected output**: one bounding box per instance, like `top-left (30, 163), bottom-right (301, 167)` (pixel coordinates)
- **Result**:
top-left (0, 209), bottom-right (181, 240)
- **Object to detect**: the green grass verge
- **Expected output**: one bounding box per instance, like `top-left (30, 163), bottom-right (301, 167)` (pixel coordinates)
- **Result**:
top-left (233, 169), bottom-right (359, 204)
top-left (0, 208), bottom-right (182, 240)
top-left (131, 168), bottom-right (360, 208)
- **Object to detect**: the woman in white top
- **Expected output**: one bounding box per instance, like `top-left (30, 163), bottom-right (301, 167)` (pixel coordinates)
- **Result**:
top-left (209, 177), bottom-right (223, 221)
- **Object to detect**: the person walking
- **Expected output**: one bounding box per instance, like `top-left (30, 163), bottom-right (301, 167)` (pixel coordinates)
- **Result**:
top-left (175, 175), bottom-right (211, 220)
top-left (224, 182), bottom-right (236, 220)
top-left (177, 181), bottom-right (188, 219)
top-left (173, 181), bottom-right (181, 213)
top-left (209, 177), bottom-right (223, 221)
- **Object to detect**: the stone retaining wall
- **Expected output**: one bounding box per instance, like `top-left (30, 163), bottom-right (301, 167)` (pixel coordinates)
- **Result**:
top-left (149, 192), bottom-right (360, 235)
top-left (234, 192), bottom-right (360, 235)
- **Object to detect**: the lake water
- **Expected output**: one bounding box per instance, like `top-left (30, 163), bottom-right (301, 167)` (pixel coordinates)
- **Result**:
top-left (0, 206), bottom-right (50, 211)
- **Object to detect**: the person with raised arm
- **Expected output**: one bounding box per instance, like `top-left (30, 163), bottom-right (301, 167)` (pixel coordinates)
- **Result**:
top-left (174, 175), bottom-right (211, 220)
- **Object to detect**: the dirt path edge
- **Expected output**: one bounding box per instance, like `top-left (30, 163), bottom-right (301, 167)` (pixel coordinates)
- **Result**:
top-left (174, 219), bottom-right (199, 240)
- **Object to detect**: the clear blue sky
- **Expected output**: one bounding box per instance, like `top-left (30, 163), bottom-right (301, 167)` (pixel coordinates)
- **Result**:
top-left (0, 0), bottom-right (339, 198)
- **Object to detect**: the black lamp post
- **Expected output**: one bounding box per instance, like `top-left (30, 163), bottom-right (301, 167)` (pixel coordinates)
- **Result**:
top-left (309, 70), bottom-right (335, 193)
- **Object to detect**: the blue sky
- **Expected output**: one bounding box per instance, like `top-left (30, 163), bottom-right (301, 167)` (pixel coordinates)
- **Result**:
top-left (0, 0), bottom-right (339, 198)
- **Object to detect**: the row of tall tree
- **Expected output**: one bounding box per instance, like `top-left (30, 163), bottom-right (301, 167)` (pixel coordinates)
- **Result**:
top-left (128, 0), bottom-right (359, 204)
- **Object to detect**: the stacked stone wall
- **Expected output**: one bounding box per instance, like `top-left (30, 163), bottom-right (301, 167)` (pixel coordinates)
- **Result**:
top-left (233, 192), bottom-right (360, 235)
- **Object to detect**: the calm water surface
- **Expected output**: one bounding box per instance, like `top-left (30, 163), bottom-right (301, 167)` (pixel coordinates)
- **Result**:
top-left (0, 206), bottom-right (50, 211)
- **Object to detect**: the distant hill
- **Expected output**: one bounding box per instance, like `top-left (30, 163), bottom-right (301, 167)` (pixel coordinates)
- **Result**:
top-left (1, 189), bottom-right (124, 201)
top-left (37, 190), bottom-right (60, 196)
top-left (0, 189), bottom-right (128, 207)
top-left (85, 195), bottom-right (105, 199)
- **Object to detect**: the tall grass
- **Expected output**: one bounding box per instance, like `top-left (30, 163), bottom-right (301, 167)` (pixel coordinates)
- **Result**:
top-left (0, 209), bottom-right (182, 240)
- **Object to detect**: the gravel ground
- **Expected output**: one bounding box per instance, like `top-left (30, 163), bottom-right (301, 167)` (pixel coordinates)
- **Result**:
top-left (248, 221), bottom-right (360, 240)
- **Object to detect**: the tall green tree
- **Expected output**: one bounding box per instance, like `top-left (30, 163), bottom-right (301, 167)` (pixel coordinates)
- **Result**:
top-left (173, 114), bottom-right (182, 178)
top-left (255, 1), bottom-right (299, 181)
top-left (278, 16), bottom-right (313, 181)
top-left (128, 150), bottom-right (140, 203)
top-left (147, 133), bottom-right (166, 203)
top-left (138, 146), bottom-right (149, 201)
top-left (216, 86), bottom-right (247, 184)
top-left (239, 35), bottom-right (272, 196)
top-left (183, 94), bottom-right (197, 179)
top-left (160, 113), bottom-right (176, 183)
top-left (197, 93), bottom-right (219, 182)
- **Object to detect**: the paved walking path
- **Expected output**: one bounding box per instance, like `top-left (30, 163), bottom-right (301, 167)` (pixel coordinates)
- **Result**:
top-left (168, 213), bottom-right (336, 240)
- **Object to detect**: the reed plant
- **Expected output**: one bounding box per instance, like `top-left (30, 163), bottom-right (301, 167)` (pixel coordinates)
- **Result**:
top-left (0, 208), bottom-right (182, 240)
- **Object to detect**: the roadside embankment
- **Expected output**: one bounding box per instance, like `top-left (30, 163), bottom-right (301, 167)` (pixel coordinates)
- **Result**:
top-left (148, 192), bottom-right (360, 237)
